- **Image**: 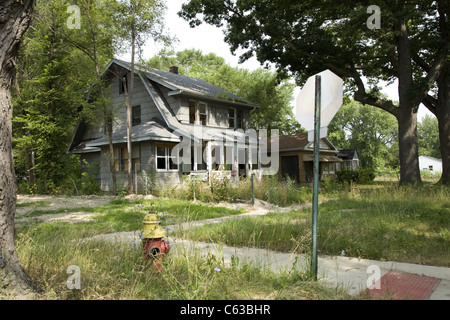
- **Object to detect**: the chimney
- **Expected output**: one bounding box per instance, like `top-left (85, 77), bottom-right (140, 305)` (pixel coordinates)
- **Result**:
top-left (169, 66), bottom-right (178, 74)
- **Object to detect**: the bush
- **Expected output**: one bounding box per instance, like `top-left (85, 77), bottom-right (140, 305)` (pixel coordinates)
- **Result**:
top-left (336, 168), bottom-right (375, 184)
top-left (153, 174), bottom-right (310, 207)
top-left (78, 160), bottom-right (101, 195)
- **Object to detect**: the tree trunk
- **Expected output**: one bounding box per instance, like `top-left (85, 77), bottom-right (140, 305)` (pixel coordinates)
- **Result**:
top-left (108, 119), bottom-right (117, 194)
top-left (397, 106), bottom-right (421, 185)
top-left (437, 63), bottom-right (449, 185)
top-left (396, 18), bottom-right (422, 185)
top-left (0, 0), bottom-right (38, 294)
top-left (29, 150), bottom-right (36, 187)
top-left (126, 26), bottom-right (136, 194)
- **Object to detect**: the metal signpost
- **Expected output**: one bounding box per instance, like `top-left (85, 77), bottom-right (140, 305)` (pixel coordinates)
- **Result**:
top-left (295, 70), bottom-right (343, 280)
top-left (311, 75), bottom-right (321, 279)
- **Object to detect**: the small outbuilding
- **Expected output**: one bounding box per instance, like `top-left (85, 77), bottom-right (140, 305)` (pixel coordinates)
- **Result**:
top-left (336, 149), bottom-right (360, 171)
top-left (419, 155), bottom-right (442, 173)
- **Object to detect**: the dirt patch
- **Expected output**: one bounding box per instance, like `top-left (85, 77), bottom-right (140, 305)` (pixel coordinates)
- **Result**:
top-left (16, 194), bottom-right (115, 217)
top-left (215, 198), bottom-right (312, 215)
top-left (16, 211), bottom-right (105, 226)
top-left (14, 194), bottom-right (312, 227)
top-left (15, 194), bottom-right (116, 225)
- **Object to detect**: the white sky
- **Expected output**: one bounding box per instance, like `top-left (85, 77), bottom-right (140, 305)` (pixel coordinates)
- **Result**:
top-left (126, 0), bottom-right (434, 122)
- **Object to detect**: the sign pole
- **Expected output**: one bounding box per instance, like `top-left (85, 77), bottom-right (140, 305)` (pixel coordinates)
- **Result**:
top-left (311, 75), bottom-right (321, 280)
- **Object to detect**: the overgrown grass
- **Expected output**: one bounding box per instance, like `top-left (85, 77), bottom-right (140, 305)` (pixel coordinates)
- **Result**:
top-left (11, 182), bottom-right (448, 300)
top-left (180, 184), bottom-right (450, 267)
top-left (20, 198), bottom-right (242, 232)
top-left (14, 223), bottom-right (351, 300)
top-left (153, 176), bottom-right (314, 207)
top-left (11, 194), bottom-right (355, 300)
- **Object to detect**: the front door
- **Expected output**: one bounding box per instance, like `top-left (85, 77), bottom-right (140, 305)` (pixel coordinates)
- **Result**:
top-left (304, 161), bottom-right (313, 183)
top-left (281, 156), bottom-right (299, 182)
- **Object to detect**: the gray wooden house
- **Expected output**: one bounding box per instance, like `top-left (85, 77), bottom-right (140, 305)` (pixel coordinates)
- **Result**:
top-left (68, 59), bottom-right (260, 191)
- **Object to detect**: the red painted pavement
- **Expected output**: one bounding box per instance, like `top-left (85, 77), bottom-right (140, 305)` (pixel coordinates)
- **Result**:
top-left (367, 271), bottom-right (441, 300)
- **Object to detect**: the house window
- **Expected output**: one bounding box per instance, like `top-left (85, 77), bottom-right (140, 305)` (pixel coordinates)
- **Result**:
top-left (114, 147), bottom-right (128, 171)
top-left (236, 110), bottom-right (243, 129)
top-left (189, 100), bottom-right (196, 124)
top-left (229, 108), bottom-right (243, 129)
top-left (198, 103), bottom-right (207, 125)
top-left (322, 163), bottom-right (335, 175)
top-left (114, 145), bottom-right (140, 172)
top-left (132, 105), bottom-right (141, 126)
top-left (429, 165), bottom-right (433, 172)
top-left (228, 107), bottom-right (235, 128)
top-left (119, 74), bottom-right (128, 94)
top-left (189, 100), bottom-right (208, 125)
top-left (156, 145), bottom-right (178, 171)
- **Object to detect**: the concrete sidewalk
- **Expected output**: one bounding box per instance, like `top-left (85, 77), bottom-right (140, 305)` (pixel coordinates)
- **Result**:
top-left (91, 230), bottom-right (450, 300)
top-left (167, 239), bottom-right (450, 300)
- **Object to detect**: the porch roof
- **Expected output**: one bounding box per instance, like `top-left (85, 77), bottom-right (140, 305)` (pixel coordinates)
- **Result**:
top-left (303, 154), bottom-right (343, 162)
top-left (85, 121), bottom-right (180, 147)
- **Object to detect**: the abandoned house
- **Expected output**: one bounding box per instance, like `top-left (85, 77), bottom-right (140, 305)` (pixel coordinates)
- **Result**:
top-left (274, 133), bottom-right (342, 182)
top-left (67, 59), bottom-right (265, 191)
top-left (335, 149), bottom-right (360, 171)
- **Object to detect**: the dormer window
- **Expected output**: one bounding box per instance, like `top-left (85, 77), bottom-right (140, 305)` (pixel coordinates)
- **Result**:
top-left (119, 74), bottom-right (128, 94)
top-left (189, 100), bottom-right (208, 125)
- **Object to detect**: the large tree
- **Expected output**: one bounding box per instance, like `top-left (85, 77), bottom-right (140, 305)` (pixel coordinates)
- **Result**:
top-left (62, 0), bottom-right (117, 194)
top-left (179, 0), bottom-right (449, 185)
top-left (110, 0), bottom-right (170, 194)
top-left (0, 0), bottom-right (37, 293)
top-left (14, 0), bottom-right (94, 194)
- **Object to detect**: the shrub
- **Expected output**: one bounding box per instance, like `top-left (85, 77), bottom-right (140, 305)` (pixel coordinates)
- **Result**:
top-left (336, 168), bottom-right (376, 184)
top-left (78, 160), bottom-right (101, 194)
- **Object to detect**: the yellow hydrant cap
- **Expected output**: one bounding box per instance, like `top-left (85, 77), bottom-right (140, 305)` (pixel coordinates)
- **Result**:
top-left (142, 212), bottom-right (166, 239)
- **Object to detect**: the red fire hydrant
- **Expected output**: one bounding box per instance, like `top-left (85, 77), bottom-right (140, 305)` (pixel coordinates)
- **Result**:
top-left (142, 212), bottom-right (170, 272)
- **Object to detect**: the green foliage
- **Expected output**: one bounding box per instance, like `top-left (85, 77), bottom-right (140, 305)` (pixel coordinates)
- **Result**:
top-left (328, 98), bottom-right (398, 172)
top-left (109, 0), bottom-right (171, 57)
top-left (179, 0), bottom-right (448, 185)
top-left (12, 0), bottom-right (114, 194)
top-left (336, 168), bottom-right (376, 184)
top-left (210, 174), bottom-right (231, 201)
top-left (79, 160), bottom-right (102, 195)
top-left (418, 114), bottom-right (440, 159)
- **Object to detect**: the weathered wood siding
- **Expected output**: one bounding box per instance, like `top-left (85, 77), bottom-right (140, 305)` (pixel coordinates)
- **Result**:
top-left (110, 72), bottom-right (162, 132)
top-left (177, 95), bottom-right (251, 129)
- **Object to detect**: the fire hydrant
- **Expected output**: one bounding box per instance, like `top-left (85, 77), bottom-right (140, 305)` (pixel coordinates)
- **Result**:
top-left (142, 211), bottom-right (170, 272)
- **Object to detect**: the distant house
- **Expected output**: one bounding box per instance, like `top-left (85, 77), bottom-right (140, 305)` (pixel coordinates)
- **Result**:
top-left (419, 155), bottom-right (442, 173)
top-left (336, 149), bottom-right (360, 171)
top-left (273, 133), bottom-right (342, 182)
top-left (68, 59), bottom-right (261, 191)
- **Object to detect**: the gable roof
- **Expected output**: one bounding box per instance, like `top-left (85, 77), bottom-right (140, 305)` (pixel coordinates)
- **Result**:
top-left (109, 59), bottom-right (256, 107)
top-left (274, 133), bottom-right (339, 153)
top-left (336, 149), bottom-right (358, 160)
